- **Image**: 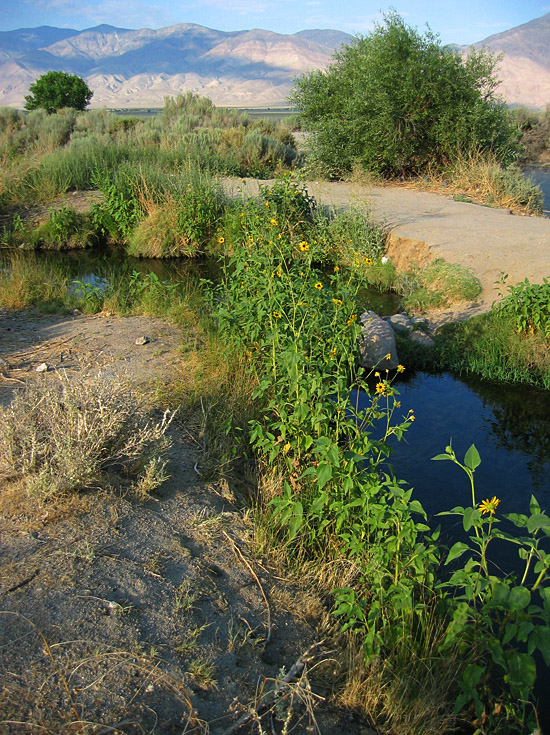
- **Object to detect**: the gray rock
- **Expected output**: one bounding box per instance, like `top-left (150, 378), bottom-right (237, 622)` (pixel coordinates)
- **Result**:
top-left (410, 331), bottom-right (435, 348)
top-left (135, 336), bottom-right (150, 346)
top-left (359, 311), bottom-right (399, 370)
top-left (410, 316), bottom-right (428, 327)
top-left (388, 312), bottom-right (413, 334)
top-left (35, 362), bottom-right (49, 373)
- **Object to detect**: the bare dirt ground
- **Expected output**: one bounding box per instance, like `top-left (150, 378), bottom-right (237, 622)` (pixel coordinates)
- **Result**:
top-left (0, 310), bottom-right (375, 735)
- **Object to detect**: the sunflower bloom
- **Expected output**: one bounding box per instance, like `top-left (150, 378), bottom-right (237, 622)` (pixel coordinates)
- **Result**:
top-left (397, 364), bottom-right (405, 373)
top-left (273, 311), bottom-right (282, 319)
top-left (299, 241), bottom-right (310, 252)
top-left (376, 382), bottom-right (385, 394)
top-left (347, 314), bottom-right (357, 326)
top-left (479, 496), bottom-right (500, 515)
top-left (314, 282), bottom-right (323, 290)
top-left (332, 298), bottom-right (343, 305)
top-left (218, 236), bottom-right (225, 244)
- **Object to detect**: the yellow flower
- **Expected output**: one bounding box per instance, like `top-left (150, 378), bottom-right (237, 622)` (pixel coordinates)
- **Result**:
top-left (299, 241), bottom-right (310, 252)
top-left (374, 371), bottom-right (380, 377)
top-left (386, 353), bottom-right (392, 360)
top-left (218, 236), bottom-right (225, 244)
top-left (409, 415), bottom-right (415, 422)
top-left (347, 314), bottom-right (357, 326)
top-left (314, 282), bottom-right (323, 290)
top-left (278, 233), bottom-right (282, 240)
top-left (364, 257), bottom-right (373, 266)
top-left (270, 218), bottom-right (278, 227)
top-left (330, 347), bottom-right (337, 359)
top-left (265, 201), bottom-right (270, 207)
top-left (273, 311), bottom-right (282, 319)
top-left (479, 496), bottom-right (500, 515)
top-left (333, 265), bottom-right (339, 272)
top-left (332, 298), bottom-right (343, 305)
top-left (397, 364), bottom-right (405, 373)
top-left (248, 236), bottom-right (254, 243)
top-left (282, 442), bottom-right (291, 456)
top-left (376, 382), bottom-right (385, 394)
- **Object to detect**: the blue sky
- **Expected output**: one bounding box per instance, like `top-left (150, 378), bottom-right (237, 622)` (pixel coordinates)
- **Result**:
top-left (1, 0), bottom-right (549, 45)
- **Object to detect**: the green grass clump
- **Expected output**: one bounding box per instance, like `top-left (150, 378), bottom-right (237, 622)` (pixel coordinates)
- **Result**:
top-left (400, 259), bottom-right (482, 311)
top-left (398, 309), bottom-right (550, 389)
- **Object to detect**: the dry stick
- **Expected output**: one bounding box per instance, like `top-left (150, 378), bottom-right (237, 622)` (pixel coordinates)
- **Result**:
top-left (193, 397), bottom-right (208, 477)
top-left (0, 371), bottom-right (25, 384)
top-left (221, 528), bottom-right (272, 646)
top-left (219, 640), bottom-right (326, 735)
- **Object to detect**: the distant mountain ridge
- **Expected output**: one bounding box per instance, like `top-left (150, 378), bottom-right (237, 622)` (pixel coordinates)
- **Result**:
top-left (0, 17), bottom-right (548, 109)
top-left (0, 24), bottom-right (352, 108)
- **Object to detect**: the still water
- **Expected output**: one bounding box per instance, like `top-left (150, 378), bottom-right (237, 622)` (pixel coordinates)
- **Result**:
top-left (373, 371), bottom-right (550, 521)
top-left (524, 165), bottom-right (550, 216)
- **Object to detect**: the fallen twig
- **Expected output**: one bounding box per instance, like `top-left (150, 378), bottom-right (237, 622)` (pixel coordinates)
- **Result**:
top-left (221, 528), bottom-right (272, 646)
top-left (219, 640), bottom-right (326, 735)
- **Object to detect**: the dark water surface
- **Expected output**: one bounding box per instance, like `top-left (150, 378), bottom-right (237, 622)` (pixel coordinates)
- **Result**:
top-left (524, 165), bottom-right (550, 216)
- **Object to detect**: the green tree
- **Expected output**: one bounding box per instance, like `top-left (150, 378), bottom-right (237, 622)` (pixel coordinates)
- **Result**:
top-left (291, 13), bottom-right (518, 178)
top-left (25, 71), bottom-right (93, 114)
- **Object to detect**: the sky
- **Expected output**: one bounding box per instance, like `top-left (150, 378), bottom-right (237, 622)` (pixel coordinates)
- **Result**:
top-left (1, 0), bottom-right (549, 45)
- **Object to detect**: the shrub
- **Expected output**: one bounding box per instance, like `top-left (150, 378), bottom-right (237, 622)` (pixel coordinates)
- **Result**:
top-left (0, 372), bottom-right (173, 499)
top-left (292, 13), bottom-right (518, 178)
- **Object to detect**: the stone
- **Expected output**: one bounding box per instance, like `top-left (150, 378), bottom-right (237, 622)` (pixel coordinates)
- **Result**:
top-left (410, 330), bottom-right (435, 348)
top-left (35, 362), bottom-right (49, 372)
top-left (359, 310), bottom-right (399, 370)
top-left (411, 316), bottom-right (428, 327)
top-left (388, 312), bottom-right (413, 334)
top-left (135, 336), bottom-right (149, 346)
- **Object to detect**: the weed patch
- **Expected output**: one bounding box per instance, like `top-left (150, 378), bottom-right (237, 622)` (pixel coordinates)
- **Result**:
top-left (0, 371), bottom-right (174, 499)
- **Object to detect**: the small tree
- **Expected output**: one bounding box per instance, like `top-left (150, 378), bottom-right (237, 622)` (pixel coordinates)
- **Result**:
top-left (291, 13), bottom-right (518, 178)
top-left (25, 71), bottom-right (93, 114)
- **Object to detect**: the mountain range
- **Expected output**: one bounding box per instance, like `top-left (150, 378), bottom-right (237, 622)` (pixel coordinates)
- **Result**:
top-left (0, 15), bottom-right (548, 109)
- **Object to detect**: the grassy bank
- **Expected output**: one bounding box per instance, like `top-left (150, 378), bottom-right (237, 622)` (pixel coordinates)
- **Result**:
top-left (397, 277), bottom-right (550, 390)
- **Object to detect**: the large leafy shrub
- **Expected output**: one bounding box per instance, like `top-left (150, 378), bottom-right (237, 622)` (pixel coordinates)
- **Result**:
top-left (292, 13), bottom-right (519, 177)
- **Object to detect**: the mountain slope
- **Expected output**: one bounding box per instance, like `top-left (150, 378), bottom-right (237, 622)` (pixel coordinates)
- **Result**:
top-left (471, 12), bottom-right (550, 107)
top-left (0, 24), bottom-right (350, 108)
top-left (0, 16), bottom-right (548, 110)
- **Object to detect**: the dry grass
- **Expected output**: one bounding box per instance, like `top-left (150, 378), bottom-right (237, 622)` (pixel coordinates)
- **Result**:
top-left (412, 151), bottom-right (544, 216)
top-left (336, 633), bottom-right (461, 735)
top-left (0, 370), bottom-right (174, 500)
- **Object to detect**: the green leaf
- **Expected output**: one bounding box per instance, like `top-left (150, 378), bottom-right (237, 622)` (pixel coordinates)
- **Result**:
top-left (316, 462), bottom-right (333, 490)
top-left (508, 586), bottom-right (531, 611)
top-left (527, 513), bottom-right (550, 534)
top-left (445, 541), bottom-right (470, 565)
top-left (530, 495), bottom-right (541, 515)
top-left (464, 444), bottom-right (481, 472)
top-left (463, 506), bottom-right (477, 532)
top-left (431, 453), bottom-right (453, 461)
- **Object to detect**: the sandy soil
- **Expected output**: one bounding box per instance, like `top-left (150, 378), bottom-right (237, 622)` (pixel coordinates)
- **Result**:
top-left (0, 310), bottom-right (375, 735)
